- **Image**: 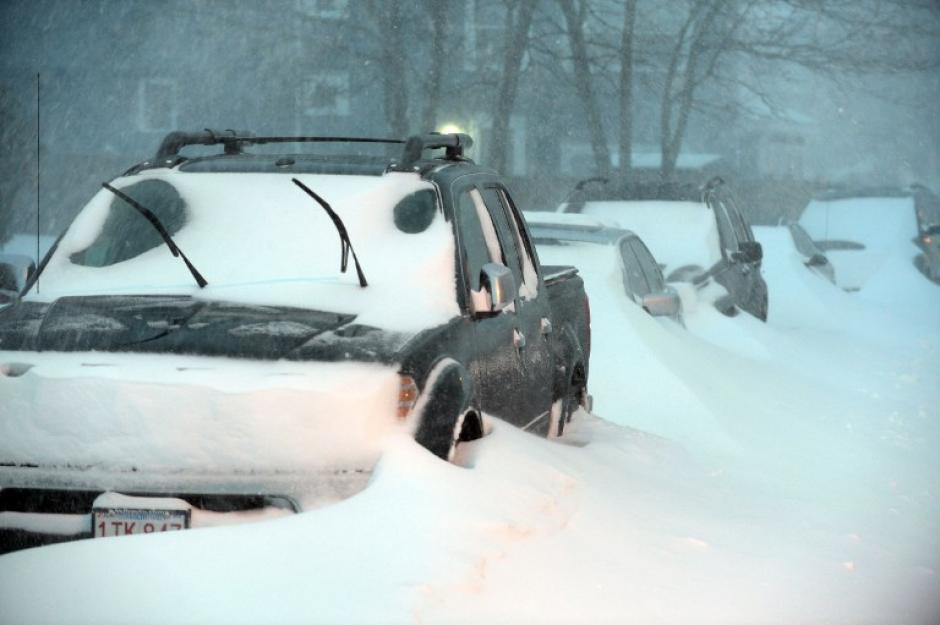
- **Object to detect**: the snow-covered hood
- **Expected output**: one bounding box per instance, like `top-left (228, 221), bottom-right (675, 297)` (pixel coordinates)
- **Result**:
top-left (0, 295), bottom-right (418, 485)
top-left (0, 349), bottom-right (402, 479)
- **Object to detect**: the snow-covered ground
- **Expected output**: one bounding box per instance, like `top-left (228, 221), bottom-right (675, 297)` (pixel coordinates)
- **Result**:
top-left (1, 226), bottom-right (938, 625)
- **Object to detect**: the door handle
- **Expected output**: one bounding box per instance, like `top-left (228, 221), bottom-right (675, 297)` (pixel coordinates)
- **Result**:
top-left (513, 328), bottom-right (527, 349)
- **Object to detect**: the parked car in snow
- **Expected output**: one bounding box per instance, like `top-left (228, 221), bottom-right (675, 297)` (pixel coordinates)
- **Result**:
top-left (525, 212), bottom-right (683, 324)
top-left (561, 177), bottom-right (768, 320)
top-left (912, 185), bottom-right (940, 282)
top-left (799, 187), bottom-right (921, 290)
top-left (0, 130), bottom-right (591, 554)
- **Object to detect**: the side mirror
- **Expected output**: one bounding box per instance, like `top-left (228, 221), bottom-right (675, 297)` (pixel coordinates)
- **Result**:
top-left (479, 263), bottom-right (517, 313)
top-left (805, 253), bottom-right (828, 268)
top-left (924, 224), bottom-right (940, 236)
top-left (640, 288), bottom-right (681, 319)
top-left (0, 289), bottom-right (18, 310)
top-left (733, 241), bottom-right (763, 264)
top-left (0, 263), bottom-right (21, 293)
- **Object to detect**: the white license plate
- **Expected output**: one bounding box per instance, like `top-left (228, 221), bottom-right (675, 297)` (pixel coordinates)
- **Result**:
top-left (92, 507), bottom-right (191, 538)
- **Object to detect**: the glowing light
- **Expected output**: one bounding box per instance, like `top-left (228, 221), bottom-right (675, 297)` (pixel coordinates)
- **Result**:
top-left (437, 123), bottom-right (464, 135)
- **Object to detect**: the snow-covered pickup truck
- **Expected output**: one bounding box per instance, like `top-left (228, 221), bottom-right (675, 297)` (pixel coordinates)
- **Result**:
top-left (0, 131), bottom-right (591, 554)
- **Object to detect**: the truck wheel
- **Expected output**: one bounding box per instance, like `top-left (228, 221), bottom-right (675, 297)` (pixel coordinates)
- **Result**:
top-left (448, 410), bottom-right (484, 465)
top-left (554, 363), bottom-right (587, 438)
top-left (413, 361), bottom-right (479, 462)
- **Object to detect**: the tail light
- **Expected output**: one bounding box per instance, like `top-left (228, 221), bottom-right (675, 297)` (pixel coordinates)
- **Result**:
top-left (397, 375), bottom-right (418, 420)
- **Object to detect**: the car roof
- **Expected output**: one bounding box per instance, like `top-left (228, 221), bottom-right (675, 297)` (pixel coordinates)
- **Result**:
top-left (525, 212), bottom-right (637, 245)
top-left (124, 130), bottom-right (488, 184)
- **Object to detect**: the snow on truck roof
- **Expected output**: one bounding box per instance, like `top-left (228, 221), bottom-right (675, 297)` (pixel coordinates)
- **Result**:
top-left (25, 169), bottom-right (458, 332)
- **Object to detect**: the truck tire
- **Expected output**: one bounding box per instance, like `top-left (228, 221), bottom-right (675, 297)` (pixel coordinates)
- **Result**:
top-left (555, 362), bottom-right (587, 437)
top-left (413, 361), bottom-right (481, 462)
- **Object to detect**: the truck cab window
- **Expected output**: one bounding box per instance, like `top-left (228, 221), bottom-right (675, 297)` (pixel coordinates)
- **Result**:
top-left (457, 188), bottom-right (504, 292)
top-left (71, 179), bottom-right (187, 267)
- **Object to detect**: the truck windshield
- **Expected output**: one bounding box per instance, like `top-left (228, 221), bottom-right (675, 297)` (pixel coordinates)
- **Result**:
top-left (23, 171), bottom-right (458, 330)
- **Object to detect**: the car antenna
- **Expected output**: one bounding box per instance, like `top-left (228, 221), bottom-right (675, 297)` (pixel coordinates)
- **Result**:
top-left (35, 72), bottom-right (40, 294)
top-left (291, 178), bottom-right (368, 288)
top-left (100, 183), bottom-right (209, 288)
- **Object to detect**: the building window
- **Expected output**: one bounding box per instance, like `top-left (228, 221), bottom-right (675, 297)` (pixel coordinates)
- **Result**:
top-left (137, 78), bottom-right (178, 133)
top-left (465, 0), bottom-right (505, 70)
top-left (301, 74), bottom-right (350, 117)
top-left (298, 0), bottom-right (348, 19)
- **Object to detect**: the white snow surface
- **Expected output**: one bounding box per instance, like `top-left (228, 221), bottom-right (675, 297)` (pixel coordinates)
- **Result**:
top-left (0, 352), bottom-right (400, 474)
top-left (580, 200), bottom-right (722, 271)
top-left (24, 170), bottom-right (458, 332)
top-left (1, 223), bottom-right (939, 624)
top-left (799, 196), bottom-right (920, 290)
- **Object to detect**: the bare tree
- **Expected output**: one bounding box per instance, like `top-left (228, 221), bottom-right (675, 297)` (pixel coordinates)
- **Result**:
top-left (658, 0), bottom-right (753, 183)
top-left (559, 0), bottom-right (611, 178)
top-left (421, 0), bottom-right (449, 131)
top-left (488, 0), bottom-right (538, 173)
top-left (378, 1), bottom-right (409, 138)
top-left (618, 0), bottom-right (638, 182)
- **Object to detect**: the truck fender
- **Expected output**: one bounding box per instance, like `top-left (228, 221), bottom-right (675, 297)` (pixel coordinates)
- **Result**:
top-left (413, 357), bottom-right (479, 460)
top-left (551, 322), bottom-right (586, 401)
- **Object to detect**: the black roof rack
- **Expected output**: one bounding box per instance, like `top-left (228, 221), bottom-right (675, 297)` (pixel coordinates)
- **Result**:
top-left (149, 129), bottom-right (473, 171)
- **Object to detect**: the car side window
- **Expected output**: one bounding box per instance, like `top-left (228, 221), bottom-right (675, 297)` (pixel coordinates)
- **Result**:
top-left (630, 238), bottom-right (665, 292)
top-left (70, 179), bottom-right (187, 267)
top-left (491, 186), bottom-right (539, 299)
top-left (480, 187), bottom-right (524, 291)
top-left (456, 188), bottom-right (503, 292)
top-left (712, 198), bottom-right (740, 255)
top-left (619, 239), bottom-right (651, 297)
top-left (725, 198), bottom-right (753, 244)
top-left (789, 224), bottom-right (817, 256)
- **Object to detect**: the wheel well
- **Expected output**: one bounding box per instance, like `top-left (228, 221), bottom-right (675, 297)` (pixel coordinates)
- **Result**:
top-left (457, 410), bottom-right (484, 442)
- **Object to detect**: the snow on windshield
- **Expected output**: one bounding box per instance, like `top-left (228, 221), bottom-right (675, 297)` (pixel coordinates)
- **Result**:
top-left (27, 170), bottom-right (457, 332)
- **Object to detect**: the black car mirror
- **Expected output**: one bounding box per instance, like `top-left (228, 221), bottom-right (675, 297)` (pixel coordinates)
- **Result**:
top-left (0, 288), bottom-right (18, 310)
top-left (640, 289), bottom-right (681, 319)
top-left (805, 253), bottom-right (828, 267)
top-left (0, 262), bottom-right (21, 293)
top-left (479, 263), bottom-right (517, 313)
top-left (734, 241), bottom-right (763, 264)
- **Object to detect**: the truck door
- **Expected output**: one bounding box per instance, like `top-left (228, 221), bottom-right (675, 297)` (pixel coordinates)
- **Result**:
top-left (480, 185), bottom-right (554, 433)
top-left (452, 185), bottom-right (526, 426)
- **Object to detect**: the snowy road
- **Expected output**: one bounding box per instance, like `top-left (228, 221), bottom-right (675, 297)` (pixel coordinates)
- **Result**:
top-left (1, 229), bottom-right (938, 624)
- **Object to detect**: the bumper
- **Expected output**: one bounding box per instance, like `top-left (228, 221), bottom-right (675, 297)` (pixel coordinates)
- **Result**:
top-left (0, 465), bottom-right (372, 555)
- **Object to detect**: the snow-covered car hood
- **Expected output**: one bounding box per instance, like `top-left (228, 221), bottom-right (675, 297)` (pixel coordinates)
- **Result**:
top-left (0, 295), bottom-right (417, 485)
top-left (0, 349), bottom-right (402, 478)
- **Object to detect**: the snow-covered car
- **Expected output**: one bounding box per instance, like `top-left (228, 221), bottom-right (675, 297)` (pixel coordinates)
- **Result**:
top-left (0, 130), bottom-right (591, 554)
top-left (525, 212), bottom-right (683, 324)
top-left (912, 185), bottom-right (940, 281)
top-left (799, 188), bottom-right (920, 290)
top-left (561, 177), bottom-right (768, 320)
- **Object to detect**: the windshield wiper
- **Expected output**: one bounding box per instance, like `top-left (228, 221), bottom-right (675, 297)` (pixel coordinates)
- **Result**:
top-left (101, 182), bottom-right (208, 288)
top-left (291, 178), bottom-right (368, 287)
